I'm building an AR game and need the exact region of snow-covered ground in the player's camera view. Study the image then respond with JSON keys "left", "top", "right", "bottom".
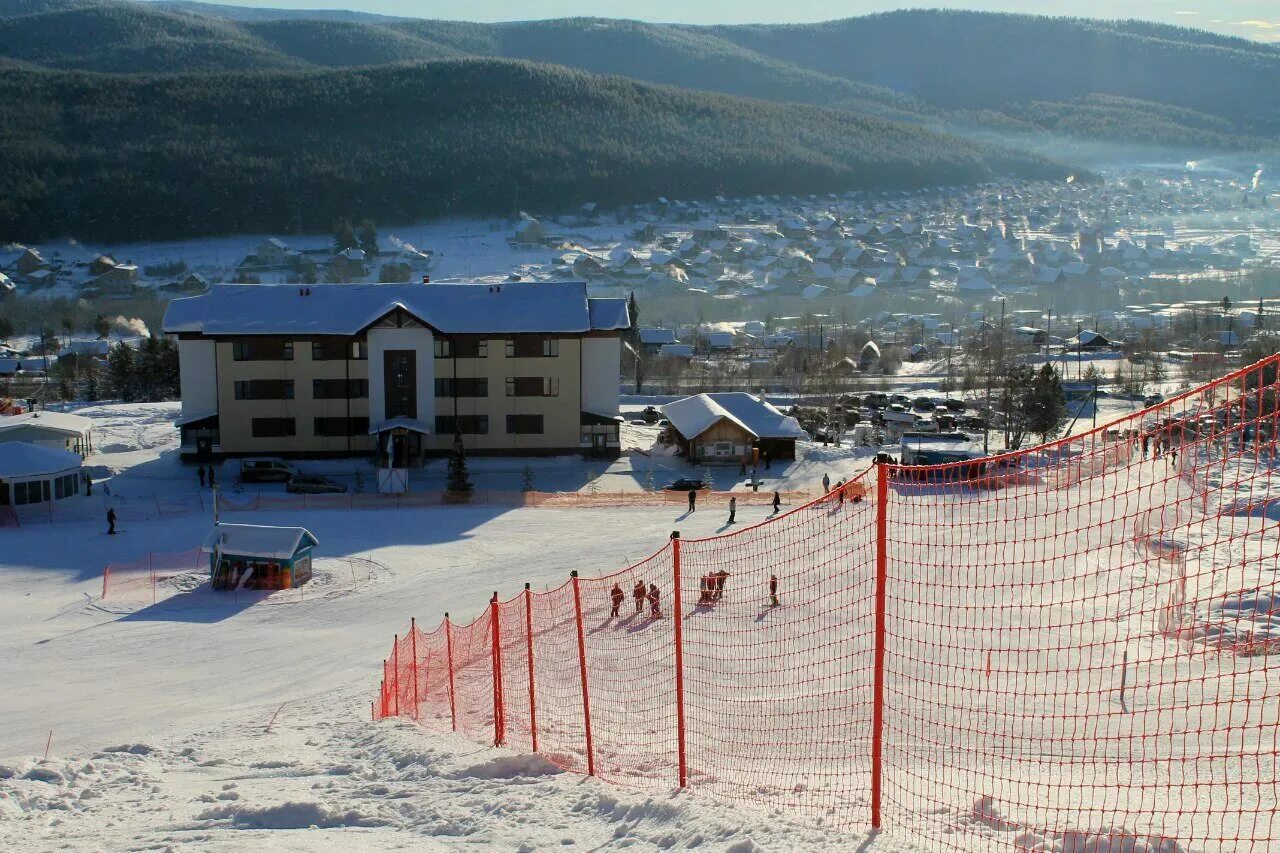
{"left": 1, "top": 385, "right": 1276, "bottom": 850}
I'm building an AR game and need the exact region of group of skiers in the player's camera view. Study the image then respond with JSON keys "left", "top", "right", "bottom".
{"left": 687, "top": 490, "right": 784, "bottom": 519}
{"left": 608, "top": 572, "right": 781, "bottom": 615}
{"left": 698, "top": 570, "right": 730, "bottom": 604}
{"left": 1139, "top": 434, "right": 1178, "bottom": 467}
{"left": 610, "top": 580, "right": 663, "bottom": 618}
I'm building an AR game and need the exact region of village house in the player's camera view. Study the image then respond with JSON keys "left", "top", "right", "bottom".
{"left": 662, "top": 392, "right": 806, "bottom": 464}
{"left": 162, "top": 282, "right": 629, "bottom": 462}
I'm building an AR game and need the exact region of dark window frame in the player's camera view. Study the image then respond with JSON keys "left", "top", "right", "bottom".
{"left": 251, "top": 417, "right": 296, "bottom": 438}
{"left": 506, "top": 414, "right": 544, "bottom": 435}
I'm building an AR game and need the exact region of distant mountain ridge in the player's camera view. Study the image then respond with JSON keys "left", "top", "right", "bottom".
{"left": 0, "top": 2, "right": 1275, "bottom": 146}
{"left": 0, "top": 58, "right": 1065, "bottom": 242}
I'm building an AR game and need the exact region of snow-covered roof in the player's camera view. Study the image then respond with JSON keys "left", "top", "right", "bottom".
{"left": 662, "top": 393, "right": 805, "bottom": 441}
{"left": 163, "top": 283, "right": 629, "bottom": 336}
{"left": 204, "top": 523, "right": 318, "bottom": 561}
{"left": 639, "top": 328, "right": 677, "bottom": 345}
{"left": 0, "top": 411, "right": 92, "bottom": 437}
{"left": 0, "top": 442, "right": 81, "bottom": 478}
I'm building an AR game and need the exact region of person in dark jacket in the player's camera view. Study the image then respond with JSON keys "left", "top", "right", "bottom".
{"left": 769, "top": 574, "right": 779, "bottom": 607}
{"left": 727, "top": 495, "right": 737, "bottom": 525}
{"left": 647, "top": 583, "right": 661, "bottom": 617}
{"left": 687, "top": 488, "right": 697, "bottom": 513}
{"left": 772, "top": 490, "right": 781, "bottom": 514}
{"left": 609, "top": 583, "right": 624, "bottom": 617}
{"left": 197, "top": 465, "right": 206, "bottom": 488}
{"left": 633, "top": 580, "right": 646, "bottom": 614}
{"left": 106, "top": 508, "right": 117, "bottom": 535}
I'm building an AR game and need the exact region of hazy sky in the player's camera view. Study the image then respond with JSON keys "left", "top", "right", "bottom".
{"left": 195, "top": 1, "right": 1280, "bottom": 41}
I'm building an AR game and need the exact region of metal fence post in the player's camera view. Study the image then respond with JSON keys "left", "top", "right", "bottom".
{"left": 871, "top": 463, "right": 889, "bottom": 830}
{"left": 490, "top": 593, "right": 505, "bottom": 746}
{"left": 671, "top": 531, "right": 687, "bottom": 788}
{"left": 410, "top": 617, "right": 420, "bottom": 720}
{"left": 444, "top": 613, "right": 458, "bottom": 732}
{"left": 524, "top": 582, "right": 539, "bottom": 753}
{"left": 571, "top": 571, "right": 596, "bottom": 776}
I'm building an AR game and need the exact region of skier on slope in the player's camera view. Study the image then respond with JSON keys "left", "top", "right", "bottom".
{"left": 609, "top": 583, "right": 624, "bottom": 617}
{"left": 633, "top": 580, "right": 647, "bottom": 614}
{"left": 647, "top": 583, "right": 661, "bottom": 618}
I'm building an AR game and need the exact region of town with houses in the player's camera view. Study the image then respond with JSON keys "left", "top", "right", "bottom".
{"left": 1, "top": 126, "right": 1279, "bottom": 853}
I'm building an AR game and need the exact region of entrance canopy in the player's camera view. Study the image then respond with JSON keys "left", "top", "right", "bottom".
{"left": 368, "top": 417, "right": 432, "bottom": 435}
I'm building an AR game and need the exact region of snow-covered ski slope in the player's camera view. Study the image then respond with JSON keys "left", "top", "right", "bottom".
{"left": 1, "top": 359, "right": 1277, "bottom": 851}
{"left": 376, "top": 355, "right": 1280, "bottom": 852}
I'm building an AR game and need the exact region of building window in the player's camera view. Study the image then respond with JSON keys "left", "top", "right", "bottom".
{"left": 251, "top": 417, "right": 295, "bottom": 438}
{"left": 505, "top": 337, "right": 559, "bottom": 358}
{"left": 13, "top": 480, "right": 50, "bottom": 505}
{"left": 506, "top": 377, "right": 558, "bottom": 397}
{"left": 232, "top": 338, "right": 293, "bottom": 361}
{"left": 506, "top": 414, "right": 544, "bottom": 435}
{"left": 435, "top": 378, "right": 488, "bottom": 398}
{"left": 434, "top": 339, "right": 452, "bottom": 359}
{"left": 457, "top": 338, "right": 488, "bottom": 358}
{"left": 314, "top": 416, "right": 370, "bottom": 437}
{"left": 435, "top": 415, "right": 489, "bottom": 435}
{"left": 312, "top": 339, "right": 367, "bottom": 360}
{"left": 313, "top": 378, "right": 368, "bottom": 399}
{"left": 234, "top": 379, "right": 294, "bottom": 400}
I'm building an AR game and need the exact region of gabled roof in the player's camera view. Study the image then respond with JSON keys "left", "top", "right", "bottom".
{"left": 164, "top": 283, "right": 628, "bottom": 336}
{"left": 203, "top": 523, "right": 318, "bottom": 561}
{"left": 662, "top": 393, "right": 805, "bottom": 441}
{"left": 639, "top": 327, "right": 678, "bottom": 345}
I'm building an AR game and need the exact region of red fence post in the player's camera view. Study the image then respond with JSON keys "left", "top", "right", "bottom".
{"left": 571, "top": 571, "right": 596, "bottom": 776}
{"left": 444, "top": 613, "right": 459, "bottom": 732}
{"left": 871, "top": 462, "right": 889, "bottom": 830}
{"left": 391, "top": 633, "right": 401, "bottom": 718}
{"left": 490, "top": 592, "right": 506, "bottom": 747}
{"left": 671, "top": 531, "right": 687, "bottom": 788}
{"left": 410, "top": 617, "right": 421, "bottom": 721}
{"left": 524, "top": 582, "right": 539, "bottom": 753}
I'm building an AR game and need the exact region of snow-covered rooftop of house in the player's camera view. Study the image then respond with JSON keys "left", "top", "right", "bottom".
{"left": 638, "top": 328, "right": 678, "bottom": 345}
{"left": 203, "top": 523, "right": 318, "bottom": 561}
{"left": 163, "top": 283, "right": 629, "bottom": 336}
{"left": 0, "top": 441, "right": 81, "bottom": 478}
{"left": 662, "top": 393, "right": 805, "bottom": 441}
{"left": 0, "top": 411, "right": 93, "bottom": 437}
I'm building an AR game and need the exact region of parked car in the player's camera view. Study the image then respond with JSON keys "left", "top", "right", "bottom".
{"left": 913, "top": 396, "right": 936, "bottom": 412}
{"left": 641, "top": 406, "right": 662, "bottom": 424}
{"left": 1143, "top": 394, "right": 1165, "bottom": 408}
{"left": 944, "top": 398, "right": 967, "bottom": 412}
{"left": 240, "top": 458, "right": 297, "bottom": 483}
{"left": 629, "top": 419, "right": 649, "bottom": 426}
{"left": 664, "top": 478, "right": 708, "bottom": 491}
{"left": 890, "top": 394, "right": 911, "bottom": 406}
{"left": 286, "top": 474, "right": 347, "bottom": 495}
{"left": 864, "top": 392, "right": 889, "bottom": 408}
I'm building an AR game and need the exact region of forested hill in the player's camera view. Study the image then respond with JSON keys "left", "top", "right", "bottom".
{"left": 0, "top": 59, "right": 1066, "bottom": 243}
{"left": 0, "top": 2, "right": 1277, "bottom": 147}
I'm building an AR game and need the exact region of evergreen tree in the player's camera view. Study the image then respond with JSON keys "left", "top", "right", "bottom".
{"left": 0, "top": 316, "right": 13, "bottom": 340}
{"left": 446, "top": 431, "right": 473, "bottom": 493}
{"left": 92, "top": 315, "right": 110, "bottom": 339}
{"left": 332, "top": 217, "right": 357, "bottom": 254}
{"left": 137, "top": 335, "right": 164, "bottom": 401}
{"left": 1023, "top": 364, "right": 1068, "bottom": 443}
{"left": 357, "top": 219, "right": 379, "bottom": 259}
{"left": 106, "top": 341, "right": 137, "bottom": 401}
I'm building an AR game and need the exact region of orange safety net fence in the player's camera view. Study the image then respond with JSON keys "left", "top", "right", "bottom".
{"left": 373, "top": 355, "right": 1280, "bottom": 849}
